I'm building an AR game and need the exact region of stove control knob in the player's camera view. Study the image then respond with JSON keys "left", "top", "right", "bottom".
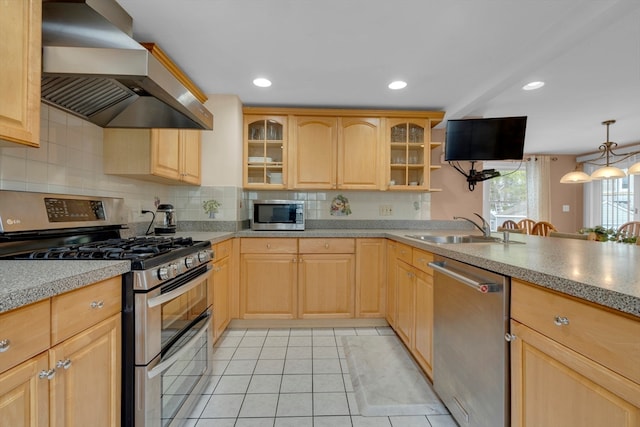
{"left": 158, "top": 266, "right": 170, "bottom": 280}
{"left": 184, "top": 256, "right": 195, "bottom": 268}
{"left": 197, "top": 250, "right": 211, "bottom": 263}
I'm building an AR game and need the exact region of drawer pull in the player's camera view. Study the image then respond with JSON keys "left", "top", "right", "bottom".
{"left": 505, "top": 333, "right": 517, "bottom": 342}
{"left": 56, "top": 358, "right": 72, "bottom": 370}
{"left": 324, "top": 243, "right": 329, "bottom": 249}
{"left": 553, "top": 316, "right": 570, "bottom": 326}
{"left": 266, "top": 243, "right": 271, "bottom": 249}
{"left": 0, "top": 339, "right": 10, "bottom": 352}
{"left": 39, "top": 369, "right": 56, "bottom": 380}
{"left": 90, "top": 301, "right": 104, "bottom": 309}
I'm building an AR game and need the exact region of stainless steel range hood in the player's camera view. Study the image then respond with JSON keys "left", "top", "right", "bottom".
{"left": 41, "top": 0, "right": 213, "bottom": 130}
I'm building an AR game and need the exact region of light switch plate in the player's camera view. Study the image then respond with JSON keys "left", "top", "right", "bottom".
{"left": 562, "top": 204, "right": 570, "bottom": 212}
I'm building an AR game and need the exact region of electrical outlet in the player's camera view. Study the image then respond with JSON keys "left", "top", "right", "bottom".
{"left": 379, "top": 205, "right": 393, "bottom": 216}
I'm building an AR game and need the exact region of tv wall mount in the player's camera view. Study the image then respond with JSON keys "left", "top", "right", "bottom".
{"left": 449, "top": 161, "right": 501, "bottom": 191}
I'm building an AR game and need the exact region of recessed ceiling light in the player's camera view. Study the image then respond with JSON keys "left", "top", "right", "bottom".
{"left": 253, "top": 78, "right": 272, "bottom": 88}
{"left": 388, "top": 80, "right": 407, "bottom": 90}
{"left": 522, "top": 81, "right": 545, "bottom": 91}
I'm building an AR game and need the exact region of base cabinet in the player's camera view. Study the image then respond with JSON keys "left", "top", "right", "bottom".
{"left": 510, "top": 280, "right": 640, "bottom": 427}
{"left": 212, "top": 240, "right": 232, "bottom": 341}
{"left": 355, "top": 239, "right": 386, "bottom": 318}
{"left": 0, "top": 277, "right": 122, "bottom": 427}
{"left": 298, "top": 253, "right": 354, "bottom": 318}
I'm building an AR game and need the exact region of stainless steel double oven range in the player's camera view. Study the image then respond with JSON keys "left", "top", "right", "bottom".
{"left": 0, "top": 190, "right": 214, "bottom": 427}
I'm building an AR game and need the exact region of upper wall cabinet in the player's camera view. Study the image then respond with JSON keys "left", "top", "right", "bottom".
{"left": 0, "top": 0, "right": 41, "bottom": 148}
{"left": 386, "top": 118, "right": 442, "bottom": 191}
{"left": 103, "top": 128, "right": 202, "bottom": 185}
{"left": 243, "top": 107, "right": 444, "bottom": 191}
{"left": 243, "top": 115, "right": 287, "bottom": 188}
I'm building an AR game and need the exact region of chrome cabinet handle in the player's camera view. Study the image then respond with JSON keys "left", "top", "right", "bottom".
{"left": 39, "top": 369, "right": 56, "bottom": 380}
{"left": 505, "top": 333, "right": 517, "bottom": 342}
{"left": 324, "top": 243, "right": 330, "bottom": 249}
{"left": 0, "top": 339, "right": 10, "bottom": 352}
{"left": 56, "top": 358, "right": 72, "bottom": 370}
{"left": 266, "top": 243, "right": 271, "bottom": 249}
{"left": 554, "top": 316, "right": 570, "bottom": 326}
{"left": 90, "top": 301, "right": 104, "bottom": 309}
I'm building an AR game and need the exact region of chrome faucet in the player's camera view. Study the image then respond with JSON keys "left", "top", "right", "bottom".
{"left": 454, "top": 213, "right": 491, "bottom": 237}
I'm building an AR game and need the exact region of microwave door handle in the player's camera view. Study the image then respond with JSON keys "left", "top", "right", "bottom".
{"left": 147, "top": 264, "right": 212, "bottom": 308}
{"left": 147, "top": 313, "right": 211, "bottom": 379}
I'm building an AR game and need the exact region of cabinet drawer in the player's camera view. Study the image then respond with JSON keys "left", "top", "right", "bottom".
{"left": 51, "top": 277, "right": 122, "bottom": 345}
{"left": 213, "top": 239, "right": 233, "bottom": 260}
{"left": 396, "top": 242, "right": 413, "bottom": 264}
{"left": 240, "top": 238, "right": 297, "bottom": 254}
{"left": 412, "top": 248, "right": 434, "bottom": 273}
{"left": 511, "top": 279, "right": 640, "bottom": 383}
{"left": 0, "top": 300, "right": 50, "bottom": 374}
{"left": 299, "top": 238, "right": 355, "bottom": 253}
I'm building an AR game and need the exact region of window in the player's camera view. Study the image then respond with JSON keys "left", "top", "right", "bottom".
{"left": 583, "top": 162, "right": 638, "bottom": 229}
{"left": 483, "top": 161, "right": 528, "bottom": 231}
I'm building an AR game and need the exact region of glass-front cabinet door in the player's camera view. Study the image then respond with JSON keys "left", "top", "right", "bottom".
{"left": 387, "top": 118, "right": 440, "bottom": 190}
{"left": 244, "top": 115, "right": 287, "bottom": 188}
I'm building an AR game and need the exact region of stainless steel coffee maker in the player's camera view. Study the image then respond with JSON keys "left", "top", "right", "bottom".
{"left": 154, "top": 204, "right": 177, "bottom": 234}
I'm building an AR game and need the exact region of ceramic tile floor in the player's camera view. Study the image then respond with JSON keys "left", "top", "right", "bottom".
{"left": 182, "top": 327, "right": 458, "bottom": 427}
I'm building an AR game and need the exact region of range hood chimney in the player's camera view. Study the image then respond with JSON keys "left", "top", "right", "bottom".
{"left": 41, "top": 0, "right": 213, "bottom": 130}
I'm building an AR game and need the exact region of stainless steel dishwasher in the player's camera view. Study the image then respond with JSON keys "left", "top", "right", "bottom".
{"left": 428, "top": 255, "right": 510, "bottom": 427}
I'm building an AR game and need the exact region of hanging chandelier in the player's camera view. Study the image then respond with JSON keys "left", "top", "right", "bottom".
{"left": 560, "top": 119, "right": 640, "bottom": 183}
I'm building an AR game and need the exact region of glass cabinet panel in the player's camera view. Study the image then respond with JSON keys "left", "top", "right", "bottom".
{"left": 389, "top": 120, "right": 427, "bottom": 188}
{"left": 245, "top": 116, "right": 286, "bottom": 187}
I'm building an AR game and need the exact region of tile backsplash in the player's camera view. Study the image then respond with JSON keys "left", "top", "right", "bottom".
{"left": 1, "top": 104, "right": 431, "bottom": 228}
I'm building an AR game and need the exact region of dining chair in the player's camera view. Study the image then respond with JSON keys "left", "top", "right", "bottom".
{"left": 500, "top": 220, "right": 518, "bottom": 230}
{"left": 497, "top": 227, "right": 524, "bottom": 233}
{"left": 616, "top": 221, "right": 640, "bottom": 242}
{"left": 517, "top": 218, "right": 536, "bottom": 234}
{"left": 531, "top": 221, "right": 557, "bottom": 237}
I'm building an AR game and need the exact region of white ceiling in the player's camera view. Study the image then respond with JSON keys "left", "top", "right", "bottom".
{"left": 117, "top": 0, "right": 640, "bottom": 156}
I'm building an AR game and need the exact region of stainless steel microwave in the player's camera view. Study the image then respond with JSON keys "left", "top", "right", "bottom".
{"left": 251, "top": 200, "right": 305, "bottom": 231}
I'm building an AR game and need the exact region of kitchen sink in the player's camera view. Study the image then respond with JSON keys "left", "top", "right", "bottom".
{"left": 405, "top": 234, "right": 504, "bottom": 244}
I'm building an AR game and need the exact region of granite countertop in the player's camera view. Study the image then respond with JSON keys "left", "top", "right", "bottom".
{"left": 2, "top": 229, "right": 638, "bottom": 318}
{"left": 0, "top": 260, "right": 130, "bottom": 314}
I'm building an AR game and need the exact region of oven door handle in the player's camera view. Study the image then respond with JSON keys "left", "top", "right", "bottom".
{"left": 147, "top": 264, "right": 212, "bottom": 308}
{"left": 147, "top": 312, "right": 211, "bottom": 379}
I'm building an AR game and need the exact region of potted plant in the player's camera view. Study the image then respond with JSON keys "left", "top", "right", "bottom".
{"left": 202, "top": 199, "right": 221, "bottom": 218}
{"left": 579, "top": 225, "right": 615, "bottom": 242}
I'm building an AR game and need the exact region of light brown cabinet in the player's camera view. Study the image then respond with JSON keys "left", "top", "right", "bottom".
{"left": 243, "top": 107, "right": 444, "bottom": 191}
{"left": 240, "top": 237, "right": 385, "bottom": 320}
{"left": 387, "top": 118, "right": 441, "bottom": 191}
{"left": 240, "top": 238, "right": 298, "bottom": 319}
{"left": 212, "top": 239, "right": 232, "bottom": 341}
{"left": 387, "top": 242, "right": 434, "bottom": 378}
{"left": 510, "top": 279, "right": 640, "bottom": 427}
{"left": 0, "top": 0, "right": 41, "bottom": 148}
{"left": 355, "top": 238, "right": 386, "bottom": 318}
{"left": 103, "top": 128, "right": 202, "bottom": 185}
{"left": 298, "top": 238, "right": 355, "bottom": 319}
{"left": 290, "top": 115, "right": 382, "bottom": 190}
{"left": 0, "top": 277, "right": 121, "bottom": 427}
{"left": 244, "top": 115, "right": 287, "bottom": 188}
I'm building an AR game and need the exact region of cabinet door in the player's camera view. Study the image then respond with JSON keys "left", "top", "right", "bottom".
{"left": 49, "top": 315, "right": 121, "bottom": 427}
{"left": 355, "top": 239, "right": 386, "bottom": 318}
{"left": 212, "top": 255, "right": 231, "bottom": 341}
{"left": 413, "top": 269, "right": 433, "bottom": 378}
{"left": 338, "top": 117, "right": 381, "bottom": 189}
{"left": 290, "top": 116, "right": 337, "bottom": 189}
{"left": 240, "top": 254, "right": 297, "bottom": 319}
{"left": 511, "top": 320, "right": 640, "bottom": 427}
{"left": 0, "top": 0, "right": 40, "bottom": 148}
{"left": 180, "top": 129, "right": 202, "bottom": 184}
{"left": 298, "top": 253, "right": 355, "bottom": 318}
{"left": 395, "top": 261, "right": 415, "bottom": 347}
{"left": 385, "top": 241, "right": 397, "bottom": 328}
{"left": 244, "top": 115, "right": 287, "bottom": 188}
{"left": 387, "top": 118, "right": 430, "bottom": 189}
{"left": 151, "top": 129, "right": 182, "bottom": 180}
{"left": 0, "top": 352, "right": 49, "bottom": 427}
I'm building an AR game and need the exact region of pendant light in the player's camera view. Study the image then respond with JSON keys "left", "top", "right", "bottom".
{"left": 589, "top": 120, "right": 626, "bottom": 180}
{"left": 560, "top": 167, "right": 591, "bottom": 183}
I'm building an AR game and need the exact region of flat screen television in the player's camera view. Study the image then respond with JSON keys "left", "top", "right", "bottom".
{"left": 445, "top": 116, "right": 527, "bottom": 161}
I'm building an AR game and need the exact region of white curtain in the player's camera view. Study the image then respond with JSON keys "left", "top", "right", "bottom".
{"left": 526, "top": 156, "right": 551, "bottom": 221}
